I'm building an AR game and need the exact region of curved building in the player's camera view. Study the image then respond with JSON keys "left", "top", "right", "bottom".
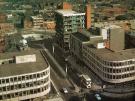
{"left": 0, "top": 50, "right": 50, "bottom": 101}
{"left": 82, "top": 45, "right": 135, "bottom": 83}
{"left": 70, "top": 28, "right": 135, "bottom": 84}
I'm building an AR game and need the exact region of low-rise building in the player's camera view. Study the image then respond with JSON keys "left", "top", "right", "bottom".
{"left": 0, "top": 50, "right": 50, "bottom": 101}
{"left": 31, "top": 15, "right": 44, "bottom": 28}
{"left": 0, "top": 23, "right": 14, "bottom": 35}
{"left": 70, "top": 26, "right": 135, "bottom": 84}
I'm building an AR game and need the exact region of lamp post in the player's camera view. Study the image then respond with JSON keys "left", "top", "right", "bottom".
{"left": 52, "top": 43, "right": 55, "bottom": 56}
{"left": 65, "top": 58, "right": 68, "bottom": 77}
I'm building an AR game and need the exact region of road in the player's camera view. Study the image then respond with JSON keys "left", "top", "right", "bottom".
{"left": 68, "top": 56, "right": 103, "bottom": 89}
{"left": 50, "top": 66, "right": 72, "bottom": 101}
{"left": 28, "top": 38, "right": 73, "bottom": 101}
{"left": 27, "top": 38, "right": 135, "bottom": 101}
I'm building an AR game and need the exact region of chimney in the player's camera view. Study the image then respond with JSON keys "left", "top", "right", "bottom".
{"left": 85, "top": 4, "right": 91, "bottom": 29}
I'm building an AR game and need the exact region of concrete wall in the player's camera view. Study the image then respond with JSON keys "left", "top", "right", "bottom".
{"left": 110, "top": 28, "right": 125, "bottom": 51}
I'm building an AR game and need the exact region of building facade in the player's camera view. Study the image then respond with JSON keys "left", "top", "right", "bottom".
{"left": 55, "top": 10, "right": 85, "bottom": 51}
{"left": 31, "top": 15, "right": 44, "bottom": 28}
{"left": 70, "top": 27, "right": 135, "bottom": 84}
{"left": 82, "top": 45, "right": 135, "bottom": 83}
{"left": 0, "top": 23, "right": 14, "bottom": 35}
{"left": 0, "top": 50, "right": 50, "bottom": 101}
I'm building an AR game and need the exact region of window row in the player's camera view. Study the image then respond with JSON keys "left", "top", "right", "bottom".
{"left": 0, "top": 70, "right": 49, "bottom": 84}
{"left": 83, "top": 46, "right": 135, "bottom": 67}
{"left": 103, "top": 72, "right": 135, "bottom": 80}
{"left": 103, "top": 66, "right": 135, "bottom": 73}
{"left": 0, "top": 77, "right": 49, "bottom": 92}
{"left": 84, "top": 53, "right": 135, "bottom": 74}
{"left": 0, "top": 84, "right": 49, "bottom": 100}
{"left": 84, "top": 57, "right": 135, "bottom": 80}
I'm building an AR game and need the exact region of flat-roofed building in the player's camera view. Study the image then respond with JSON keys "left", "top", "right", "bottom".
{"left": 82, "top": 45, "right": 135, "bottom": 83}
{"left": 0, "top": 50, "right": 50, "bottom": 101}
{"left": 70, "top": 29, "right": 135, "bottom": 84}
{"left": 55, "top": 9, "right": 85, "bottom": 51}
{"left": 31, "top": 15, "right": 44, "bottom": 28}
{"left": 0, "top": 23, "right": 14, "bottom": 35}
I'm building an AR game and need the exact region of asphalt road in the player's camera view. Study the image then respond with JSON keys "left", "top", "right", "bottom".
{"left": 28, "top": 38, "right": 135, "bottom": 101}
{"left": 50, "top": 67, "right": 72, "bottom": 101}
{"left": 28, "top": 38, "right": 72, "bottom": 101}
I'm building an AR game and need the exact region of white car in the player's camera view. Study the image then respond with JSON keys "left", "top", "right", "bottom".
{"left": 62, "top": 88, "right": 68, "bottom": 94}
{"left": 95, "top": 94, "right": 101, "bottom": 101}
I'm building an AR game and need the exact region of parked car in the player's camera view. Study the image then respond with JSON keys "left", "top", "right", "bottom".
{"left": 62, "top": 88, "right": 68, "bottom": 94}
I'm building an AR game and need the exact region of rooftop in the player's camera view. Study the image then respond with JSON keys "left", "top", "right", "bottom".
{"left": 87, "top": 45, "right": 135, "bottom": 61}
{"left": 31, "top": 15, "right": 43, "bottom": 20}
{"left": 0, "top": 49, "right": 48, "bottom": 77}
{"left": 55, "top": 10, "right": 85, "bottom": 16}
{"left": 72, "top": 30, "right": 103, "bottom": 43}
{"left": 72, "top": 32, "right": 89, "bottom": 42}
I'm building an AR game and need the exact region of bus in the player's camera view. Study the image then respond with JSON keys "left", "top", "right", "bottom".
{"left": 80, "top": 74, "right": 91, "bottom": 88}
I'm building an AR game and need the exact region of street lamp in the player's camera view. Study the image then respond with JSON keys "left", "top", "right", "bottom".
{"left": 65, "top": 58, "right": 68, "bottom": 77}
{"left": 52, "top": 43, "right": 55, "bottom": 56}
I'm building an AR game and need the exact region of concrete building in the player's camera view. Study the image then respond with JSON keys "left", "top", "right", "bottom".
{"left": 100, "top": 25, "right": 125, "bottom": 51}
{"left": 70, "top": 27, "right": 135, "bottom": 84}
{"left": 0, "top": 50, "right": 50, "bottom": 101}
{"left": 55, "top": 9, "right": 85, "bottom": 51}
{"left": 0, "top": 23, "right": 14, "bottom": 35}
{"left": 31, "top": 15, "right": 44, "bottom": 28}
{"left": 70, "top": 30, "right": 104, "bottom": 60}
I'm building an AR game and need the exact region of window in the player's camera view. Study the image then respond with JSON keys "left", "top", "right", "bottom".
{"left": 2, "top": 79, "right": 5, "bottom": 84}
{"left": 33, "top": 74, "right": 36, "bottom": 78}
{"left": 7, "top": 94, "right": 10, "bottom": 99}
{"left": 37, "top": 74, "right": 40, "bottom": 78}
{"left": 113, "top": 75, "right": 115, "bottom": 79}
{"left": 130, "top": 66, "right": 134, "bottom": 71}
{"left": 14, "top": 77, "right": 17, "bottom": 82}
{"left": 22, "top": 76, "right": 25, "bottom": 80}
{"left": 3, "top": 87, "right": 6, "bottom": 91}
{"left": 29, "top": 75, "right": 33, "bottom": 79}
{"left": 18, "top": 77, "right": 21, "bottom": 81}
{"left": 26, "top": 76, "right": 29, "bottom": 80}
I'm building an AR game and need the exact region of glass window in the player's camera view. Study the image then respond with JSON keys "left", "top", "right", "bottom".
{"left": 6, "top": 79, "right": 9, "bottom": 83}
{"left": 14, "top": 77, "right": 17, "bottom": 82}
{"left": 22, "top": 76, "right": 25, "bottom": 80}
{"left": 2, "top": 79, "right": 5, "bottom": 84}
{"left": 18, "top": 77, "right": 21, "bottom": 81}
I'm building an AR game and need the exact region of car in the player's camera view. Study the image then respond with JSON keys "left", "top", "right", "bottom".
{"left": 95, "top": 93, "right": 101, "bottom": 101}
{"left": 62, "top": 88, "right": 68, "bottom": 94}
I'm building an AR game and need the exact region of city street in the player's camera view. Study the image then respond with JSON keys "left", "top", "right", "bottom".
{"left": 28, "top": 39, "right": 77, "bottom": 101}
{"left": 28, "top": 38, "right": 135, "bottom": 101}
